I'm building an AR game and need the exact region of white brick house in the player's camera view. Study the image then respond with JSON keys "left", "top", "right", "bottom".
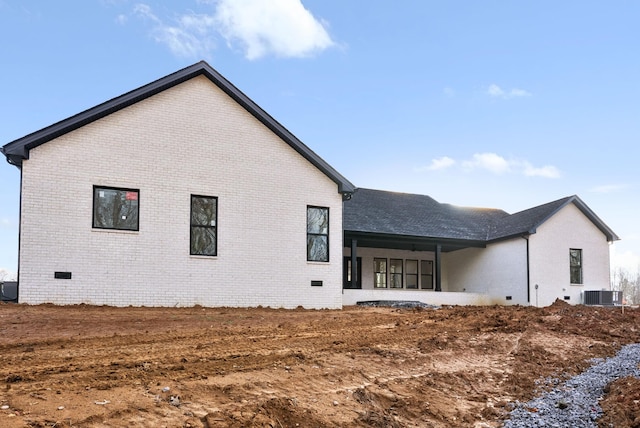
{"left": 2, "top": 62, "right": 619, "bottom": 308}
{"left": 1, "top": 62, "right": 355, "bottom": 309}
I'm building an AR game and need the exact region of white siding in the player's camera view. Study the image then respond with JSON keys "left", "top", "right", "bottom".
{"left": 19, "top": 76, "right": 343, "bottom": 309}
{"left": 529, "top": 203, "right": 611, "bottom": 307}
{"left": 443, "top": 239, "right": 529, "bottom": 305}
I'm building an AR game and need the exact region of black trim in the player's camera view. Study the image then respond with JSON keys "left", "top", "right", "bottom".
{"left": 373, "top": 258, "right": 387, "bottom": 288}
{"left": 389, "top": 258, "right": 403, "bottom": 289}
{"left": 92, "top": 186, "right": 140, "bottom": 231}
{"left": 307, "top": 205, "right": 329, "bottom": 262}
{"left": 54, "top": 271, "right": 72, "bottom": 279}
{"left": 344, "top": 231, "right": 486, "bottom": 253}
{"left": 190, "top": 195, "right": 218, "bottom": 257}
{"left": 1, "top": 61, "right": 355, "bottom": 195}
{"left": 343, "top": 256, "right": 362, "bottom": 289}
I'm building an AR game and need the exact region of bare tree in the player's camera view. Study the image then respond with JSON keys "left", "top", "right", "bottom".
{"left": 611, "top": 267, "right": 640, "bottom": 305}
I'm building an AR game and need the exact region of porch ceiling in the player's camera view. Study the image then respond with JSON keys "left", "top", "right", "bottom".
{"left": 344, "top": 231, "right": 486, "bottom": 253}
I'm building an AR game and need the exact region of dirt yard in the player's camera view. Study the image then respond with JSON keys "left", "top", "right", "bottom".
{"left": 1, "top": 300, "right": 639, "bottom": 427}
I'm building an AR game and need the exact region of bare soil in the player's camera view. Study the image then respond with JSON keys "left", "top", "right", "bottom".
{"left": 0, "top": 300, "right": 639, "bottom": 427}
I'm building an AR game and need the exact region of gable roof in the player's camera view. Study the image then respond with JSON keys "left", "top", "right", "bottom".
{"left": 1, "top": 61, "right": 356, "bottom": 195}
{"left": 344, "top": 189, "right": 619, "bottom": 248}
{"left": 488, "top": 195, "right": 619, "bottom": 242}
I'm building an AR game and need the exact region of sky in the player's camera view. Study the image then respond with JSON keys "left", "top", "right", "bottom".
{"left": 1, "top": 0, "right": 640, "bottom": 280}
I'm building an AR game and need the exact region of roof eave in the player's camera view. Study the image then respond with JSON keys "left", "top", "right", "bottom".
{"left": 1, "top": 61, "right": 356, "bottom": 194}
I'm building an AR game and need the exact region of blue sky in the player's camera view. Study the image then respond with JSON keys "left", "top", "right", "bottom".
{"left": 1, "top": 1, "right": 639, "bottom": 279}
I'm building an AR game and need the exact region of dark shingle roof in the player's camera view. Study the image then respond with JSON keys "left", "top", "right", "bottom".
{"left": 344, "top": 189, "right": 619, "bottom": 243}
{"left": 344, "top": 188, "right": 508, "bottom": 241}
{"left": 1, "top": 61, "right": 355, "bottom": 195}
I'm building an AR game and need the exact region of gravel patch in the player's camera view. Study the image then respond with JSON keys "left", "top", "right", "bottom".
{"left": 503, "top": 343, "right": 640, "bottom": 427}
{"left": 356, "top": 300, "right": 440, "bottom": 309}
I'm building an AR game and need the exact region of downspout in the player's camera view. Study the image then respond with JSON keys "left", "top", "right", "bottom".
{"left": 522, "top": 235, "right": 530, "bottom": 303}
{"left": 16, "top": 166, "right": 23, "bottom": 302}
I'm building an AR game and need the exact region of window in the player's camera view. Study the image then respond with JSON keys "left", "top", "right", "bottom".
{"left": 374, "top": 258, "right": 387, "bottom": 288}
{"left": 307, "top": 206, "right": 329, "bottom": 262}
{"left": 191, "top": 195, "right": 217, "bottom": 256}
{"left": 421, "top": 260, "right": 434, "bottom": 289}
{"left": 570, "top": 248, "right": 582, "bottom": 284}
{"left": 406, "top": 260, "right": 418, "bottom": 289}
{"left": 390, "top": 259, "right": 403, "bottom": 288}
{"left": 343, "top": 256, "right": 362, "bottom": 289}
{"left": 93, "top": 186, "right": 139, "bottom": 231}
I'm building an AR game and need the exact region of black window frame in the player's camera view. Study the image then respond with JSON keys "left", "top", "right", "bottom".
{"left": 190, "top": 195, "right": 218, "bottom": 257}
{"left": 420, "top": 260, "right": 434, "bottom": 290}
{"left": 92, "top": 185, "right": 140, "bottom": 231}
{"left": 570, "top": 248, "right": 583, "bottom": 284}
{"left": 343, "top": 256, "right": 362, "bottom": 289}
{"left": 406, "top": 259, "right": 418, "bottom": 289}
{"left": 307, "top": 206, "right": 329, "bottom": 262}
{"left": 374, "top": 258, "right": 388, "bottom": 288}
{"left": 389, "top": 258, "right": 403, "bottom": 289}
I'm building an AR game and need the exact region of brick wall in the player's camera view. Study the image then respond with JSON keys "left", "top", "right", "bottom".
{"left": 19, "top": 75, "right": 344, "bottom": 309}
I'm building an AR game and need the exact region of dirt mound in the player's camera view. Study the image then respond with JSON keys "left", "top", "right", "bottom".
{"left": 598, "top": 376, "right": 640, "bottom": 428}
{"left": 0, "top": 302, "right": 638, "bottom": 427}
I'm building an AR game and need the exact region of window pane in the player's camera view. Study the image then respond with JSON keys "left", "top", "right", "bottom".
{"left": 406, "top": 260, "right": 418, "bottom": 274}
{"left": 570, "top": 249, "right": 582, "bottom": 284}
{"left": 93, "top": 187, "right": 139, "bottom": 230}
{"left": 190, "top": 195, "right": 217, "bottom": 256}
{"left": 421, "top": 260, "right": 434, "bottom": 289}
{"left": 406, "top": 275, "right": 418, "bottom": 289}
{"left": 191, "top": 226, "right": 216, "bottom": 256}
{"left": 307, "top": 235, "right": 328, "bottom": 262}
{"left": 191, "top": 196, "right": 217, "bottom": 226}
{"left": 374, "top": 258, "right": 387, "bottom": 288}
{"left": 307, "top": 207, "right": 328, "bottom": 234}
{"left": 307, "top": 206, "right": 329, "bottom": 262}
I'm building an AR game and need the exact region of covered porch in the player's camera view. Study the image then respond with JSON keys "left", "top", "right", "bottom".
{"left": 342, "top": 231, "right": 502, "bottom": 306}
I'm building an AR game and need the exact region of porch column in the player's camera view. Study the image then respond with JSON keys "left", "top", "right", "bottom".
{"left": 350, "top": 239, "right": 358, "bottom": 288}
{"left": 435, "top": 244, "right": 442, "bottom": 292}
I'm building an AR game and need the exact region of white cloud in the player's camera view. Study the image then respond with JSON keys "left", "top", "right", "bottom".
{"left": 463, "top": 152, "right": 511, "bottom": 174}
{"left": 590, "top": 184, "right": 628, "bottom": 194}
{"left": 134, "top": 4, "right": 216, "bottom": 58}
{"left": 0, "top": 217, "right": 14, "bottom": 229}
{"left": 487, "top": 83, "right": 532, "bottom": 99}
{"left": 419, "top": 156, "right": 456, "bottom": 171}
{"left": 418, "top": 152, "right": 561, "bottom": 179}
{"left": 130, "top": 1, "right": 334, "bottom": 60}
{"left": 214, "top": 0, "right": 334, "bottom": 60}
{"left": 522, "top": 163, "right": 561, "bottom": 179}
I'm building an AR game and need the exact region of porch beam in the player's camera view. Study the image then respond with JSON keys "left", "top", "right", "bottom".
{"left": 435, "top": 244, "right": 442, "bottom": 292}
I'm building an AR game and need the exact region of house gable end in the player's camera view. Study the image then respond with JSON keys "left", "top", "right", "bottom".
{"left": 488, "top": 195, "right": 619, "bottom": 243}
{"left": 1, "top": 61, "right": 355, "bottom": 195}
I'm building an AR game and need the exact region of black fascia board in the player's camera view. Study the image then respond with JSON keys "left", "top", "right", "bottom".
{"left": 344, "top": 230, "right": 487, "bottom": 252}
{"left": 1, "top": 61, "right": 356, "bottom": 195}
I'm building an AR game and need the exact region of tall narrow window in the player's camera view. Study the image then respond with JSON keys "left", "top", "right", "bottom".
{"left": 570, "top": 248, "right": 582, "bottom": 284}
{"left": 191, "top": 195, "right": 217, "bottom": 256}
{"left": 390, "top": 259, "right": 403, "bottom": 288}
{"left": 406, "top": 260, "right": 418, "bottom": 289}
{"left": 343, "top": 256, "right": 362, "bottom": 289}
{"left": 307, "top": 206, "right": 329, "bottom": 262}
{"left": 421, "top": 260, "right": 434, "bottom": 289}
{"left": 374, "top": 258, "right": 387, "bottom": 288}
{"left": 93, "top": 186, "right": 139, "bottom": 231}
